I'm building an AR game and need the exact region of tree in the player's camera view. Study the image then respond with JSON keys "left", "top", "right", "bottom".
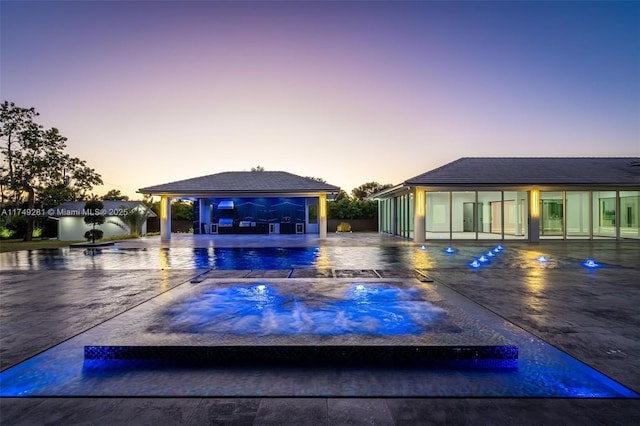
{"left": 351, "top": 182, "right": 393, "bottom": 200}
{"left": 123, "top": 206, "right": 151, "bottom": 237}
{"left": 109, "top": 204, "right": 151, "bottom": 237}
{"left": 305, "top": 176, "right": 326, "bottom": 183}
{"left": 83, "top": 199, "right": 105, "bottom": 243}
{"left": 171, "top": 200, "right": 193, "bottom": 221}
{"left": 328, "top": 198, "right": 378, "bottom": 220}
{"left": 102, "top": 189, "right": 129, "bottom": 201}
{"left": 333, "top": 189, "right": 350, "bottom": 202}
{"left": 1, "top": 101, "right": 103, "bottom": 240}
{"left": 0, "top": 102, "right": 39, "bottom": 205}
{"left": 251, "top": 165, "right": 265, "bottom": 172}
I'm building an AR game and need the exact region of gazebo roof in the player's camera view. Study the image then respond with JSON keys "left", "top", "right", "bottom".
{"left": 139, "top": 171, "right": 340, "bottom": 196}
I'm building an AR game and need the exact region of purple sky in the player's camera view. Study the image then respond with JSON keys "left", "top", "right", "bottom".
{"left": 2, "top": 1, "right": 639, "bottom": 198}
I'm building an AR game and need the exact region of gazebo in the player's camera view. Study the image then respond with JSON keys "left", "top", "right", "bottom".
{"left": 139, "top": 171, "right": 340, "bottom": 240}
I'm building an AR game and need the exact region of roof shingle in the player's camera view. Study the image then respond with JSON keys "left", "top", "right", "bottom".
{"left": 139, "top": 171, "right": 340, "bottom": 194}
{"left": 405, "top": 157, "right": 640, "bottom": 186}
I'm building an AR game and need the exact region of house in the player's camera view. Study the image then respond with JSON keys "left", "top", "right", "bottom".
{"left": 51, "top": 201, "right": 156, "bottom": 241}
{"left": 139, "top": 171, "right": 340, "bottom": 240}
{"left": 370, "top": 157, "right": 640, "bottom": 242}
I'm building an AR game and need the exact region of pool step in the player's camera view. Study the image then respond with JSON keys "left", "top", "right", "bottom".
{"left": 84, "top": 344, "right": 518, "bottom": 370}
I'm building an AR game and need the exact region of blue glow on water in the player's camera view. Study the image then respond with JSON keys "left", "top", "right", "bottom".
{"left": 536, "top": 256, "right": 549, "bottom": 263}
{"left": 444, "top": 247, "right": 456, "bottom": 254}
{"left": 192, "top": 247, "right": 321, "bottom": 269}
{"left": 485, "top": 251, "right": 495, "bottom": 257}
{"left": 420, "top": 245, "right": 427, "bottom": 250}
{"left": 478, "top": 255, "right": 489, "bottom": 263}
{"left": 155, "top": 283, "right": 444, "bottom": 335}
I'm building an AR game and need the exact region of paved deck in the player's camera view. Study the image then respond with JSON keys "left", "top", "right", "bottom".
{"left": 1, "top": 234, "right": 638, "bottom": 424}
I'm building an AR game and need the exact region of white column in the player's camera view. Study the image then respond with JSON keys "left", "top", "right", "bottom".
{"left": 529, "top": 190, "right": 539, "bottom": 242}
{"left": 160, "top": 195, "right": 171, "bottom": 241}
{"left": 319, "top": 194, "right": 328, "bottom": 239}
{"left": 413, "top": 187, "right": 426, "bottom": 243}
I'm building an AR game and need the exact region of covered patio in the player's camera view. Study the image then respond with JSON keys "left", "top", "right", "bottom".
{"left": 139, "top": 171, "right": 339, "bottom": 240}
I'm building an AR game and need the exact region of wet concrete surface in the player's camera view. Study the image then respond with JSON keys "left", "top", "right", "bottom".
{"left": 0, "top": 234, "right": 638, "bottom": 424}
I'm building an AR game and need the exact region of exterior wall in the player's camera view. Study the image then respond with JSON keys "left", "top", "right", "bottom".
{"left": 58, "top": 216, "right": 133, "bottom": 241}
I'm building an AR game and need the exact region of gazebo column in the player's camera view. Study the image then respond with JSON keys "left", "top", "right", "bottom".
{"left": 319, "top": 194, "right": 328, "bottom": 239}
{"left": 414, "top": 187, "right": 426, "bottom": 243}
{"left": 160, "top": 195, "right": 172, "bottom": 241}
{"left": 529, "top": 189, "right": 540, "bottom": 242}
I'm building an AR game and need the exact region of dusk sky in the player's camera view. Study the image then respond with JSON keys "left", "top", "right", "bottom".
{"left": 2, "top": 1, "right": 639, "bottom": 199}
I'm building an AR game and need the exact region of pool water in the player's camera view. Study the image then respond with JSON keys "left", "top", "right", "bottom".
{"left": 0, "top": 244, "right": 609, "bottom": 271}
{"left": 150, "top": 283, "right": 445, "bottom": 335}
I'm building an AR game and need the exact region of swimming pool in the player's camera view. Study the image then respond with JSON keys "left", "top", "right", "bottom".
{"left": 1, "top": 238, "right": 636, "bottom": 397}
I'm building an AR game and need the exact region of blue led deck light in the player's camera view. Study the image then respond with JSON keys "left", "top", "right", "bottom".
{"left": 536, "top": 256, "right": 549, "bottom": 263}
{"left": 478, "top": 255, "right": 489, "bottom": 263}
{"left": 444, "top": 247, "right": 456, "bottom": 254}
{"left": 583, "top": 258, "right": 601, "bottom": 268}
{"left": 485, "top": 251, "right": 495, "bottom": 257}
{"left": 420, "top": 245, "right": 427, "bottom": 251}
{"left": 493, "top": 245, "right": 504, "bottom": 253}
{"left": 469, "top": 259, "right": 482, "bottom": 268}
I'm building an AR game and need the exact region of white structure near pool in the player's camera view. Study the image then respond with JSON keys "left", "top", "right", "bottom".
{"left": 371, "top": 157, "right": 640, "bottom": 242}
{"left": 51, "top": 201, "right": 155, "bottom": 241}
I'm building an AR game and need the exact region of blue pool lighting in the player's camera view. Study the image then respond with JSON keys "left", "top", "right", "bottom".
{"left": 420, "top": 245, "right": 427, "bottom": 250}
{"left": 493, "top": 245, "right": 504, "bottom": 253}
{"left": 469, "top": 259, "right": 482, "bottom": 268}
{"left": 152, "top": 283, "right": 442, "bottom": 336}
{"left": 444, "top": 247, "right": 456, "bottom": 254}
{"left": 536, "top": 256, "right": 549, "bottom": 263}
{"left": 485, "top": 251, "right": 495, "bottom": 257}
{"left": 478, "top": 255, "right": 489, "bottom": 263}
{"left": 583, "top": 258, "right": 601, "bottom": 268}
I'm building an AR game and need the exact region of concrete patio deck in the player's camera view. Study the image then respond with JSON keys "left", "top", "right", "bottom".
{"left": 0, "top": 234, "right": 638, "bottom": 425}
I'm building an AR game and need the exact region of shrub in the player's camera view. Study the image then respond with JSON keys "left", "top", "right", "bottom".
{"left": 0, "top": 226, "right": 15, "bottom": 239}
{"left": 336, "top": 222, "right": 352, "bottom": 232}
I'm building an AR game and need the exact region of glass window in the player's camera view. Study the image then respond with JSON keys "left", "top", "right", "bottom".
{"left": 396, "top": 195, "right": 405, "bottom": 238}
{"left": 409, "top": 193, "right": 415, "bottom": 239}
{"left": 380, "top": 199, "right": 390, "bottom": 234}
{"left": 593, "top": 191, "right": 617, "bottom": 238}
{"left": 566, "top": 191, "right": 590, "bottom": 238}
{"left": 504, "top": 191, "right": 528, "bottom": 240}
{"left": 452, "top": 191, "right": 476, "bottom": 239}
{"left": 620, "top": 191, "right": 639, "bottom": 239}
{"left": 308, "top": 203, "right": 318, "bottom": 224}
{"left": 541, "top": 191, "right": 564, "bottom": 238}
{"left": 425, "top": 192, "right": 450, "bottom": 239}
{"left": 477, "top": 191, "right": 502, "bottom": 239}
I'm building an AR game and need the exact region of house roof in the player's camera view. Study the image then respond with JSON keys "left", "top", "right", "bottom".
{"left": 139, "top": 171, "right": 340, "bottom": 195}
{"left": 404, "top": 157, "right": 640, "bottom": 186}
{"left": 51, "top": 201, "right": 156, "bottom": 217}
